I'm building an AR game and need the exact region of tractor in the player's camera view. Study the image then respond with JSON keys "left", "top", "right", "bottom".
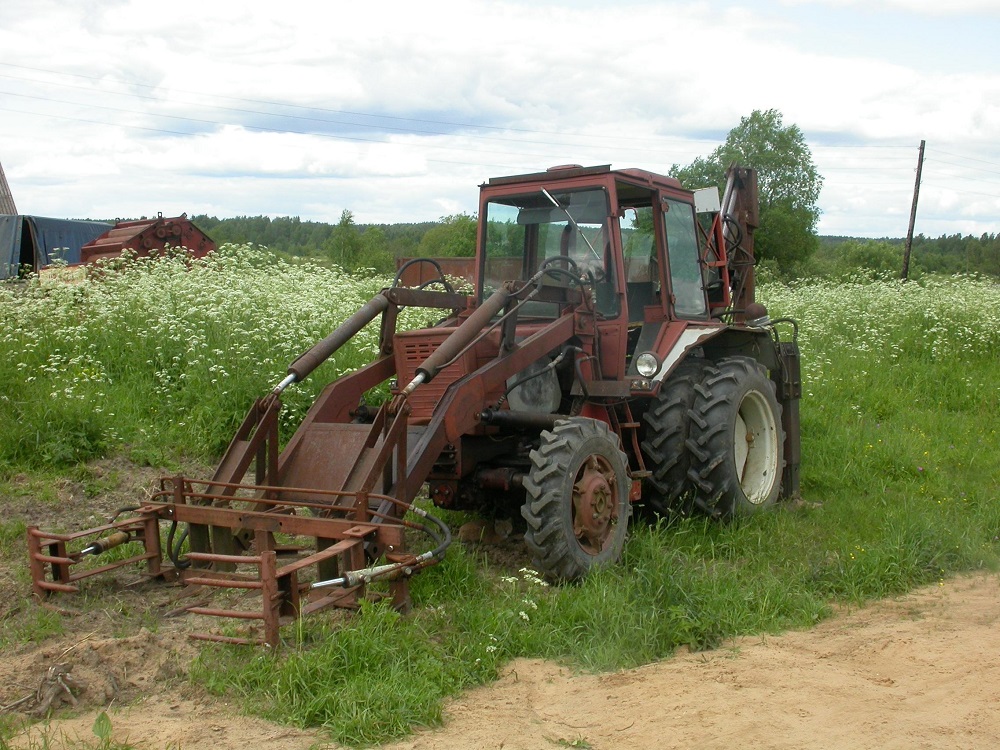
{"left": 28, "top": 163, "right": 801, "bottom": 643}
{"left": 258, "top": 162, "right": 801, "bottom": 582}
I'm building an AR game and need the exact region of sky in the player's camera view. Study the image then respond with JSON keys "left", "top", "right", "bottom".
{"left": 0, "top": 0, "right": 998, "bottom": 239}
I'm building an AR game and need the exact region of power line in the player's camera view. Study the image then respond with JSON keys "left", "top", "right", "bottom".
{"left": 925, "top": 157, "right": 1000, "bottom": 179}
{"left": 923, "top": 184, "right": 1000, "bottom": 200}
{"left": 932, "top": 147, "right": 1000, "bottom": 169}
{"left": 820, "top": 165, "right": 914, "bottom": 172}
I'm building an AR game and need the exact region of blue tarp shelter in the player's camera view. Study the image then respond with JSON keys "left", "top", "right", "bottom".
{"left": 0, "top": 215, "right": 111, "bottom": 280}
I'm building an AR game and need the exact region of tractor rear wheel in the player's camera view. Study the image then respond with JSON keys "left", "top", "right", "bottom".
{"left": 521, "top": 418, "right": 630, "bottom": 582}
{"left": 685, "top": 357, "right": 784, "bottom": 519}
{"left": 640, "top": 357, "right": 707, "bottom": 516}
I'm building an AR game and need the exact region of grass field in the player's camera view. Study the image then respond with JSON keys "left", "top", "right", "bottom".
{"left": 1, "top": 248, "right": 998, "bottom": 746}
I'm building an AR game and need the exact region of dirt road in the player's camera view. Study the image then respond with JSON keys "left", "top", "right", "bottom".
{"left": 8, "top": 573, "right": 999, "bottom": 749}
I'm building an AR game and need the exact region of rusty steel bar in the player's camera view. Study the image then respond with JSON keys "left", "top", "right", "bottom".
{"left": 275, "top": 538, "right": 359, "bottom": 576}
{"left": 188, "top": 633, "right": 259, "bottom": 646}
{"left": 34, "top": 580, "right": 78, "bottom": 593}
{"left": 142, "top": 513, "right": 163, "bottom": 579}
{"left": 183, "top": 550, "right": 262, "bottom": 565}
{"left": 359, "top": 403, "right": 410, "bottom": 496}
{"left": 184, "top": 576, "right": 263, "bottom": 589}
{"left": 28, "top": 515, "right": 154, "bottom": 544}
{"left": 260, "top": 551, "right": 281, "bottom": 646}
{"left": 32, "top": 552, "right": 76, "bottom": 566}
{"left": 26, "top": 527, "right": 46, "bottom": 598}
{"left": 186, "top": 606, "right": 265, "bottom": 620}
{"left": 384, "top": 286, "right": 470, "bottom": 310}
{"left": 156, "top": 475, "right": 397, "bottom": 507}
{"left": 156, "top": 503, "right": 382, "bottom": 542}
{"left": 67, "top": 552, "right": 159, "bottom": 582}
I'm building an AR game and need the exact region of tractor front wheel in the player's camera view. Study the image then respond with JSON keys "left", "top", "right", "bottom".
{"left": 521, "top": 418, "right": 630, "bottom": 582}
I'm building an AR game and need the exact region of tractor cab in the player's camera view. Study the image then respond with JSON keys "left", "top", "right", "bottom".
{"left": 477, "top": 164, "right": 722, "bottom": 327}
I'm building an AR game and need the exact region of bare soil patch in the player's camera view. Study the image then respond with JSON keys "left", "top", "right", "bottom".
{"left": 3, "top": 572, "right": 998, "bottom": 749}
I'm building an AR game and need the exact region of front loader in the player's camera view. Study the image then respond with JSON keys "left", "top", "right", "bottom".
{"left": 28, "top": 163, "right": 800, "bottom": 645}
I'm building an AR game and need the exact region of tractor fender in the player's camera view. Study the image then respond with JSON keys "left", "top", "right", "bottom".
{"left": 627, "top": 320, "right": 725, "bottom": 385}
{"left": 629, "top": 320, "right": 782, "bottom": 393}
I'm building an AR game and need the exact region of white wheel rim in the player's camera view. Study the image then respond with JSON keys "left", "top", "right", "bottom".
{"left": 733, "top": 390, "right": 779, "bottom": 505}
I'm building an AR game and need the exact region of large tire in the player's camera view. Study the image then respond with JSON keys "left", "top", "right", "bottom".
{"left": 640, "top": 357, "right": 707, "bottom": 515}
{"left": 521, "top": 418, "right": 631, "bottom": 582}
{"left": 686, "top": 357, "right": 784, "bottom": 519}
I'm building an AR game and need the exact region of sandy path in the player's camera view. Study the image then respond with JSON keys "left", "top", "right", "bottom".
{"left": 390, "top": 573, "right": 1000, "bottom": 750}
{"left": 10, "top": 573, "right": 1000, "bottom": 749}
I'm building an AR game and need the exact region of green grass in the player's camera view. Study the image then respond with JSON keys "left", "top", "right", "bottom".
{"left": 3, "top": 255, "right": 999, "bottom": 746}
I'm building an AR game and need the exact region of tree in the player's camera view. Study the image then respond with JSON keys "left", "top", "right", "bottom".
{"left": 325, "top": 209, "right": 363, "bottom": 268}
{"left": 670, "top": 109, "right": 823, "bottom": 274}
{"left": 357, "top": 225, "right": 394, "bottom": 273}
{"left": 417, "top": 214, "right": 477, "bottom": 257}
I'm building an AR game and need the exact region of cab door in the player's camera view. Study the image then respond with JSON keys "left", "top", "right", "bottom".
{"left": 660, "top": 195, "right": 709, "bottom": 320}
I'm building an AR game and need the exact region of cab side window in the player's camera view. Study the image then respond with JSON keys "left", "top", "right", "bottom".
{"left": 620, "top": 206, "right": 657, "bottom": 323}
{"left": 663, "top": 199, "right": 708, "bottom": 318}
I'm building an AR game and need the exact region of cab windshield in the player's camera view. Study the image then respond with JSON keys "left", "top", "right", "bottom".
{"left": 481, "top": 188, "right": 618, "bottom": 317}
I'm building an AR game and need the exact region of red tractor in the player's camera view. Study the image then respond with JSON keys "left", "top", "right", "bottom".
{"left": 241, "top": 162, "right": 801, "bottom": 583}
{"left": 28, "top": 164, "right": 801, "bottom": 642}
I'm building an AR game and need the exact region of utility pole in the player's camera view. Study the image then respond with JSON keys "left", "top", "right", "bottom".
{"left": 901, "top": 139, "right": 925, "bottom": 281}
{"left": 0, "top": 159, "right": 17, "bottom": 215}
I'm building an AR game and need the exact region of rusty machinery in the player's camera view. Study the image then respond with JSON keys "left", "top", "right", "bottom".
{"left": 80, "top": 213, "right": 215, "bottom": 264}
{"left": 29, "top": 164, "right": 801, "bottom": 646}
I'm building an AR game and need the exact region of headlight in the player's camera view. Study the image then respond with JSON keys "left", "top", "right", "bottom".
{"left": 634, "top": 351, "right": 661, "bottom": 378}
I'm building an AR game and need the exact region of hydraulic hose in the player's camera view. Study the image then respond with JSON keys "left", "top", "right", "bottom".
{"left": 167, "top": 520, "right": 191, "bottom": 570}
{"left": 310, "top": 503, "right": 452, "bottom": 590}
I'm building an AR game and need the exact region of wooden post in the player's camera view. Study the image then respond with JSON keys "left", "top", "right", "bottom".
{"left": 901, "top": 140, "right": 926, "bottom": 281}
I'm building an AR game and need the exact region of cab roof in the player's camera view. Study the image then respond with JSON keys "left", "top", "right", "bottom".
{"left": 485, "top": 164, "right": 684, "bottom": 191}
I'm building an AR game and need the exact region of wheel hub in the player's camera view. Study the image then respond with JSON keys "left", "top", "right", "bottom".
{"left": 735, "top": 390, "right": 780, "bottom": 504}
{"left": 572, "top": 455, "right": 619, "bottom": 554}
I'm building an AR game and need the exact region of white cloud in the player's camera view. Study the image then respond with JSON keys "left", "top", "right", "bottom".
{"left": 779, "top": 0, "right": 1000, "bottom": 14}
{"left": 0, "top": 0, "right": 997, "bottom": 237}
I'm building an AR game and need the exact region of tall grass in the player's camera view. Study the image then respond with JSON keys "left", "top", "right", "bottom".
{"left": 3, "top": 255, "right": 999, "bottom": 745}
{"left": 0, "top": 246, "right": 435, "bottom": 468}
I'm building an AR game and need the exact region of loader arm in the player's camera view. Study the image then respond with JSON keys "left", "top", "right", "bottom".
{"left": 394, "top": 311, "right": 579, "bottom": 504}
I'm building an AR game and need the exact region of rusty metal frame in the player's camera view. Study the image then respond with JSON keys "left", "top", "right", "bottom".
{"left": 27, "top": 513, "right": 163, "bottom": 596}
{"left": 26, "top": 473, "right": 421, "bottom": 647}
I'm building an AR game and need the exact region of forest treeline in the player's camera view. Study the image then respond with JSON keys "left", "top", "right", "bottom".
{"left": 192, "top": 211, "right": 476, "bottom": 274}
{"left": 191, "top": 212, "right": 1000, "bottom": 280}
